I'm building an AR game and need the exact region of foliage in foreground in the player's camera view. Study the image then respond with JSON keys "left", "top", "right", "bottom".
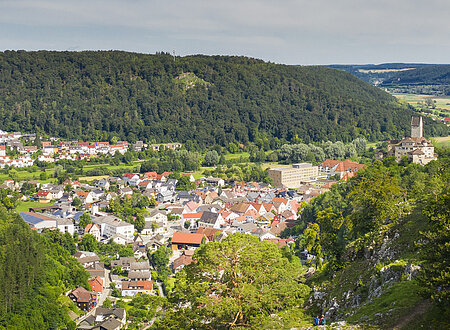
{"left": 154, "top": 234, "right": 310, "bottom": 329}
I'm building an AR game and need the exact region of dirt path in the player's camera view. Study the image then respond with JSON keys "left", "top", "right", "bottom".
{"left": 392, "top": 300, "right": 431, "bottom": 329}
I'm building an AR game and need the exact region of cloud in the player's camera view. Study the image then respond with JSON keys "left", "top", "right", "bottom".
{"left": 0, "top": 0, "right": 449, "bottom": 64}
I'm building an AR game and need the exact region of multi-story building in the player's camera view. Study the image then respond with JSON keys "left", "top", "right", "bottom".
{"left": 393, "top": 117, "right": 437, "bottom": 165}
{"left": 268, "top": 163, "right": 318, "bottom": 188}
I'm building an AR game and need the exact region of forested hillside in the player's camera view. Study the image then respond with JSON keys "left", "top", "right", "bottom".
{"left": 0, "top": 192, "right": 89, "bottom": 329}
{"left": 1, "top": 51, "right": 446, "bottom": 145}
{"left": 382, "top": 65, "right": 450, "bottom": 86}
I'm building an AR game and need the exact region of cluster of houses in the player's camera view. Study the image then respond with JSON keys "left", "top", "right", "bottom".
{"left": 4, "top": 156, "right": 365, "bottom": 325}
{"left": 0, "top": 129, "right": 184, "bottom": 168}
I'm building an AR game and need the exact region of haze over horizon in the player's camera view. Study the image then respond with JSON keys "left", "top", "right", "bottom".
{"left": 1, "top": 0, "right": 449, "bottom": 65}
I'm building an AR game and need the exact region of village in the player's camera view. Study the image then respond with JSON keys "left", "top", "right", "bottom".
{"left": 0, "top": 116, "right": 439, "bottom": 329}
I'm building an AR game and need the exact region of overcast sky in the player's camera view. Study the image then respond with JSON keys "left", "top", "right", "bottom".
{"left": 0, "top": 0, "right": 449, "bottom": 65}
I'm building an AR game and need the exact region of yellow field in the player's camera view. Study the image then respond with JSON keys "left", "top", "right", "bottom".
{"left": 78, "top": 175, "right": 109, "bottom": 182}
{"left": 358, "top": 68, "right": 414, "bottom": 74}
{"left": 431, "top": 136, "right": 450, "bottom": 148}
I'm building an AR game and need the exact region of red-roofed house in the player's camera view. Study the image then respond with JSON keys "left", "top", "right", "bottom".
{"left": 319, "top": 159, "right": 366, "bottom": 179}
{"left": 88, "top": 276, "right": 104, "bottom": 295}
{"left": 171, "top": 232, "right": 205, "bottom": 250}
{"left": 37, "top": 190, "right": 52, "bottom": 203}
{"left": 0, "top": 145, "right": 5, "bottom": 157}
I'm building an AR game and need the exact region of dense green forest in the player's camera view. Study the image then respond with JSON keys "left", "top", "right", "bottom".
{"left": 382, "top": 65, "right": 450, "bottom": 86}
{"left": 0, "top": 51, "right": 447, "bottom": 145}
{"left": 0, "top": 191, "right": 89, "bottom": 329}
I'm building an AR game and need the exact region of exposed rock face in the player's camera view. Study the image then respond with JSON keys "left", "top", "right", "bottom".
{"left": 307, "top": 225, "right": 422, "bottom": 325}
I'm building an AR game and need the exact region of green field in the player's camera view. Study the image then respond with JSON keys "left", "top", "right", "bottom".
{"left": 15, "top": 201, "right": 47, "bottom": 213}
{"left": 392, "top": 93, "right": 450, "bottom": 111}
{"left": 431, "top": 136, "right": 450, "bottom": 148}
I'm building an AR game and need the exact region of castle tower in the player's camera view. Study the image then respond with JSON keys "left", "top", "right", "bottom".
{"left": 411, "top": 116, "right": 423, "bottom": 138}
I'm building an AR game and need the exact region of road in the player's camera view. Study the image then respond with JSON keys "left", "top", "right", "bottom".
{"left": 76, "top": 269, "right": 111, "bottom": 325}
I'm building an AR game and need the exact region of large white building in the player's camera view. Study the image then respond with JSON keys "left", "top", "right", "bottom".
{"left": 92, "top": 215, "right": 135, "bottom": 240}
{"left": 268, "top": 163, "right": 318, "bottom": 188}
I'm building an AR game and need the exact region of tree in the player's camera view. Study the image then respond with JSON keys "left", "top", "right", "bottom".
{"left": 352, "top": 137, "right": 367, "bottom": 155}
{"left": 420, "top": 188, "right": 450, "bottom": 308}
{"left": 348, "top": 169, "right": 407, "bottom": 237}
{"left": 176, "top": 175, "right": 195, "bottom": 191}
{"left": 304, "top": 223, "right": 322, "bottom": 269}
{"left": 158, "top": 234, "right": 310, "bottom": 328}
{"left": 204, "top": 150, "right": 219, "bottom": 166}
{"left": 78, "top": 213, "right": 92, "bottom": 229}
{"left": 72, "top": 197, "right": 82, "bottom": 207}
{"left": 78, "top": 234, "right": 98, "bottom": 252}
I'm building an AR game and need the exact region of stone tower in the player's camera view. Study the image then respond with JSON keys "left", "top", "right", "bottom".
{"left": 411, "top": 116, "right": 423, "bottom": 138}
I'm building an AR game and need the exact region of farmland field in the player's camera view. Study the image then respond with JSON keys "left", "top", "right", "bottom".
{"left": 392, "top": 93, "right": 450, "bottom": 111}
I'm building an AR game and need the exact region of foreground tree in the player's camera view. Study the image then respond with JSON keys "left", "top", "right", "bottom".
{"left": 155, "top": 234, "right": 310, "bottom": 329}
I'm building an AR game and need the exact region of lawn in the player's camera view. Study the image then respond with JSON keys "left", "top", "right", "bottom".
{"left": 15, "top": 201, "right": 47, "bottom": 213}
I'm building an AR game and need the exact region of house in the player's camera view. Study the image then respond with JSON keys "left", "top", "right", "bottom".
{"left": 128, "top": 270, "right": 152, "bottom": 281}
{"left": 171, "top": 232, "right": 205, "bottom": 250}
{"left": 85, "top": 223, "right": 101, "bottom": 241}
{"left": 121, "top": 280, "right": 153, "bottom": 297}
{"left": 68, "top": 287, "right": 93, "bottom": 311}
{"left": 319, "top": 159, "right": 366, "bottom": 179}
{"left": 88, "top": 276, "right": 104, "bottom": 296}
{"left": 93, "top": 308, "right": 127, "bottom": 330}
{"left": 156, "top": 190, "right": 175, "bottom": 203}
{"left": 196, "top": 227, "right": 222, "bottom": 241}
{"left": 57, "top": 217, "right": 75, "bottom": 235}
{"left": 122, "top": 173, "right": 140, "bottom": 185}
{"left": 172, "top": 253, "right": 194, "bottom": 273}
{"left": 37, "top": 190, "right": 52, "bottom": 203}
{"left": 76, "top": 190, "right": 94, "bottom": 204}
{"left": 96, "top": 179, "right": 110, "bottom": 190}
{"left": 251, "top": 227, "right": 277, "bottom": 241}
{"left": 111, "top": 257, "right": 135, "bottom": 271}
{"left": 92, "top": 215, "right": 135, "bottom": 240}
{"left": 198, "top": 211, "right": 224, "bottom": 229}
{"left": 119, "top": 187, "right": 133, "bottom": 196}
{"left": 145, "top": 209, "right": 168, "bottom": 224}
{"left": 204, "top": 177, "right": 225, "bottom": 187}
{"left": 76, "top": 254, "right": 101, "bottom": 269}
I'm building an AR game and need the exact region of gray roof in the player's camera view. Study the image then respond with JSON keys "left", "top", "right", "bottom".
{"left": 130, "top": 261, "right": 150, "bottom": 270}
{"left": 199, "top": 211, "right": 220, "bottom": 224}
{"left": 128, "top": 270, "right": 151, "bottom": 279}
{"left": 20, "top": 212, "right": 57, "bottom": 225}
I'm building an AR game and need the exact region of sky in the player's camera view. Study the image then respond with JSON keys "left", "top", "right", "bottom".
{"left": 0, "top": 0, "right": 449, "bottom": 65}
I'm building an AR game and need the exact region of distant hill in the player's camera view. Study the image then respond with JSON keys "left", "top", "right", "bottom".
{"left": 328, "top": 63, "right": 450, "bottom": 95}
{"left": 0, "top": 51, "right": 447, "bottom": 144}
{"left": 327, "top": 63, "right": 433, "bottom": 85}
{"left": 381, "top": 64, "right": 450, "bottom": 86}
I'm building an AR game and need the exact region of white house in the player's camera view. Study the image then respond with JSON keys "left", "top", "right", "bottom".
{"left": 92, "top": 215, "right": 135, "bottom": 240}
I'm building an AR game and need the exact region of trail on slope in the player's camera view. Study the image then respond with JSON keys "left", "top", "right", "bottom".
{"left": 392, "top": 300, "right": 431, "bottom": 329}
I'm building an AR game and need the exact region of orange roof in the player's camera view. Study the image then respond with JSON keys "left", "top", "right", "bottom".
{"left": 172, "top": 232, "right": 204, "bottom": 245}
{"left": 321, "top": 159, "right": 366, "bottom": 172}
{"left": 183, "top": 212, "right": 203, "bottom": 219}
{"left": 196, "top": 227, "right": 221, "bottom": 241}
{"left": 272, "top": 197, "right": 289, "bottom": 205}
{"left": 77, "top": 191, "right": 89, "bottom": 199}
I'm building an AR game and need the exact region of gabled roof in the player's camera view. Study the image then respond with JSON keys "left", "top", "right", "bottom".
{"left": 70, "top": 287, "right": 92, "bottom": 303}
{"left": 173, "top": 254, "right": 193, "bottom": 270}
{"left": 199, "top": 211, "right": 220, "bottom": 224}
{"left": 172, "top": 232, "right": 204, "bottom": 245}
{"left": 20, "top": 212, "right": 57, "bottom": 225}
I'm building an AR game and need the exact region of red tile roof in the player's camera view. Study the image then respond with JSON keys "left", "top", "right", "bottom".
{"left": 172, "top": 232, "right": 204, "bottom": 245}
